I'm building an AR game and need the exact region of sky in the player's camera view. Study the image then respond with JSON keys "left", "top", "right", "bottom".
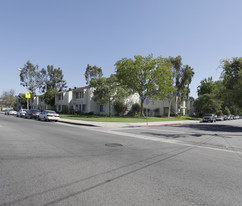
{"left": 0, "top": 0, "right": 242, "bottom": 98}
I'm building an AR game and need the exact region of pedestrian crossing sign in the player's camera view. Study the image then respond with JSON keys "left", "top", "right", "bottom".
{"left": 25, "top": 92, "right": 31, "bottom": 99}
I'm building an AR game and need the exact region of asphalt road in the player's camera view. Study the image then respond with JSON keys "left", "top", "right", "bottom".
{"left": 0, "top": 114, "right": 242, "bottom": 206}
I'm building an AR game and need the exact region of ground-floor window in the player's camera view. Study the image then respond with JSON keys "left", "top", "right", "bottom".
{"left": 57, "top": 105, "right": 62, "bottom": 112}
{"left": 82, "top": 104, "right": 86, "bottom": 112}
{"left": 100, "top": 105, "right": 104, "bottom": 112}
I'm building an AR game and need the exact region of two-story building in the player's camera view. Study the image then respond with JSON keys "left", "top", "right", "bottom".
{"left": 30, "top": 95, "right": 55, "bottom": 111}
{"left": 55, "top": 89, "right": 73, "bottom": 113}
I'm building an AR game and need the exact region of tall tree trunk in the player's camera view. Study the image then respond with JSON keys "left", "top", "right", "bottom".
{"left": 167, "top": 95, "right": 173, "bottom": 118}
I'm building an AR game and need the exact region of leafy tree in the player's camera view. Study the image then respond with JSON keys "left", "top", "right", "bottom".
{"left": 128, "top": 103, "right": 141, "bottom": 117}
{"left": 1, "top": 89, "right": 16, "bottom": 107}
{"left": 221, "top": 57, "right": 242, "bottom": 109}
{"left": 17, "top": 94, "right": 27, "bottom": 109}
{"left": 169, "top": 56, "right": 194, "bottom": 98}
{"left": 223, "top": 106, "right": 231, "bottom": 115}
{"left": 197, "top": 77, "right": 215, "bottom": 96}
{"left": 232, "top": 70, "right": 242, "bottom": 109}
{"left": 213, "top": 80, "right": 226, "bottom": 100}
{"left": 19, "top": 61, "right": 40, "bottom": 94}
{"left": 194, "top": 94, "right": 222, "bottom": 116}
{"left": 113, "top": 100, "right": 125, "bottom": 116}
{"left": 90, "top": 74, "right": 129, "bottom": 116}
{"left": 115, "top": 54, "right": 174, "bottom": 116}
{"left": 39, "top": 65, "right": 67, "bottom": 93}
{"left": 85, "top": 64, "right": 103, "bottom": 85}
{"left": 38, "top": 65, "right": 67, "bottom": 106}
{"left": 167, "top": 56, "right": 194, "bottom": 116}
{"left": 43, "top": 88, "right": 58, "bottom": 106}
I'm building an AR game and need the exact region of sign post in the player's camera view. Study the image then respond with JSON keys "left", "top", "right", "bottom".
{"left": 144, "top": 97, "right": 150, "bottom": 126}
{"left": 25, "top": 92, "right": 31, "bottom": 110}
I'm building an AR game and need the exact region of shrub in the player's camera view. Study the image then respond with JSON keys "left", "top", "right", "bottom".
{"left": 127, "top": 103, "right": 141, "bottom": 117}
{"left": 113, "top": 101, "right": 125, "bottom": 116}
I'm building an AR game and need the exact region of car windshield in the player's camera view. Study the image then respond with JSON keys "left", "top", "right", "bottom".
{"left": 46, "top": 111, "right": 56, "bottom": 114}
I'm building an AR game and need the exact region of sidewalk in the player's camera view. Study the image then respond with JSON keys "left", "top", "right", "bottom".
{"left": 59, "top": 118, "right": 200, "bottom": 129}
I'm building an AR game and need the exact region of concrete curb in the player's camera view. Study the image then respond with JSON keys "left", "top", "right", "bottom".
{"left": 139, "top": 123, "right": 182, "bottom": 127}
{"left": 58, "top": 120, "right": 99, "bottom": 127}
{"left": 58, "top": 118, "right": 200, "bottom": 128}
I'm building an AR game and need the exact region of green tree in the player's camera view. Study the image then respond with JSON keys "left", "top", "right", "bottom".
{"left": 19, "top": 61, "right": 40, "bottom": 94}
{"left": 168, "top": 56, "right": 194, "bottom": 116}
{"left": 1, "top": 89, "right": 16, "bottom": 107}
{"left": 223, "top": 106, "right": 231, "bottom": 116}
{"left": 232, "top": 71, "right": 242, "bottom": 109}
{"left": 197, "top": 77, "right": 215, "bottom": 96}
{"left": 90, "top": 74, "right": 129, "bottom": 116}
{"left": 85, "top": 64, "right": 103, "bottom": 85}
{"left": 221, "top": 57, "right": 242, "bottom": 109}
{"left": 43, "top": 88, "right": 58, "bottom": 106}
{"left": 39, "top": 65, "right": 67, "bottom": 92}
{"left": 39, "top": 65, "right": 67, "bottom": 106}
{"left": 194, "top": 94, "right": 222, "bottom": 116}
{"left": 113, "top": 100, "right": 125, "bottom": 116}
{"left": 115, "top": 54, "right": 174, "bottom": 116}
{"left": 18, "top": 94, "right": 27, "bottom": 109}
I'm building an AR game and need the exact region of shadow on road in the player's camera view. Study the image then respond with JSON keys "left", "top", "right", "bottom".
{"left": 140, "top": 123, "right": 242, "bottom": 139}
{"left": 180, "top": 123, "right": 242, "bottom": 133}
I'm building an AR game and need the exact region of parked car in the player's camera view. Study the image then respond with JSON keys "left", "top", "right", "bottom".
{"left": 235, "top": 115, "right": 240, "bottom": 119}
{"left": 5, "top": 109, "right": 17, "bottom": 115}
{"left": 16, "top": 109, "right": 27, "bottom": 117}
{"left": 216, "top": 115, "right": 224, "bottom": 121}
{"left": 38, "top": 110, "right": 60, "bottom": 121}
{"left": 202, "top": 114, "right": 216, "bottom": 123}
{"left": 25, "top": 109, "right": 41, "bottom": 119}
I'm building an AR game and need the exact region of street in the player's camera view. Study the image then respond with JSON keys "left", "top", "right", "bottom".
{"left": 0, "top": 114, "right": 242, "bottom": 206}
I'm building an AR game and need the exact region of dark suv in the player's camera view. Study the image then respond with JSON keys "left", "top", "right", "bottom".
{"left": 25, "top": 109, "right": 41, "bottom": 119}
{"left": 202, "top": 114, "right": 216, "bottom": 123}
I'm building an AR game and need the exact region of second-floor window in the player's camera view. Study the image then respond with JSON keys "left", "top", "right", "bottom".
{"left": 75, "top": 92, "right": 79, "bottom": 99}
{"left": 58, "top": 94, "right": 63, "bottom": 100}
{"left": 80, "top": 91, "right": 84, "bottom": 98}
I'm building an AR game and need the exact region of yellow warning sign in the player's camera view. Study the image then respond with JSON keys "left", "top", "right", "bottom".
{"left": 25, "top": 92, "right": 31, "bottom": 99}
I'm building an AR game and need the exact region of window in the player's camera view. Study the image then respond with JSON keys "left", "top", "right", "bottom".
{"left": 75, "top": 92, "right": 79, "bottom": 99}
{"left": 58, "top": 105, "right": 62, "bottom": 111}
{"left": 100, "top": 105, "right": 104, "bottom": 112}
{"left": 58, "top": 94, "right": 63, "bottom": 100}
{"left": 80, "top": 91, "right": 84, "bottom": 98}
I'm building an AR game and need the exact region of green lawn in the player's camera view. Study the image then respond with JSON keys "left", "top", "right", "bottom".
{"left": 59, "top": 114, "right": 201, "bottom": 122}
